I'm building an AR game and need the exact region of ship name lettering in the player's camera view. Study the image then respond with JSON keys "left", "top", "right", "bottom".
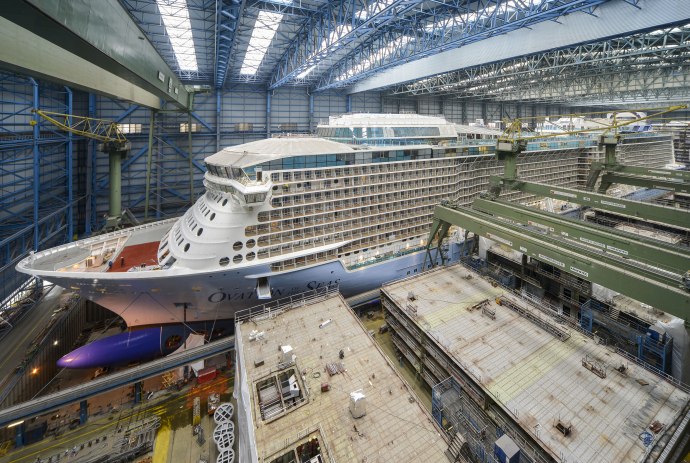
{"left": 306, "top": 279, "right": 341, "bottom": 290}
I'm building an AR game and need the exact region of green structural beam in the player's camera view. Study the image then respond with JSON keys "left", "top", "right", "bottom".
{"left": 428, "top": 204, "right": 690, "bottom": 322}
{"left": 494, "top": 177, "right": 690, "bottom": 230}
{"left": 0, "top": 1, "right": 189, "bottom": 110}
{"left": 591, "top": 163, "right": 690, "bottom": 183}
{"left": 600, "top": 172, "right": 690, "bottom": 195}
{"left": 472, "top": 198, "right": 690, "bottom": 275}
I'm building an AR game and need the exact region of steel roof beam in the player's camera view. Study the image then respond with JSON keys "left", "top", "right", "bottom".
{"left": 268, "top": 0, "right": 430, "bottom": 90}
{"left": 329, "top": 0, "right": 690, "bottom": 94}
{"left": 215, "top": 0, "right": 245, "bottom": 88}
{"left": 392, "top": 26, "right": 690, "bottom": 99}
{"left": 121, "top": 0, "right": 217, "bottom": 84}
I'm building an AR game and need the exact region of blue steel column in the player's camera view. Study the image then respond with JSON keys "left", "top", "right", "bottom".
{"left": 86, "top": 93, "right": 97, "bottom": 234}
{"left": 79, "top": 400, "right": 88, "bottom": 424}
{"left": 134, "top": 381, "right": 142, "bottom": 404}
{"left": 14, "top": 423, "right": 24, "bottom": 448}
{"left": 30, "top": 78, "right": 40, "bottom": 251}
{"left": 308, "top": 92, "right": 314, "bottom": 133}
{"left": 216, "top": 91, "right": 221, "bottom": 152}
{"left": 266, "top": 91, "right": 272, "bottom": 138}
{"left": 346, "top": 94, "right": 352, "bottom": 113}
{"left": 65, "top": 87, "right": 74, "bottom": 241}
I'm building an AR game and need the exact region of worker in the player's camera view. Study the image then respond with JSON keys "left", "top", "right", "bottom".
{"left": 107, "top": 260, "right": 113, "bottom": 269}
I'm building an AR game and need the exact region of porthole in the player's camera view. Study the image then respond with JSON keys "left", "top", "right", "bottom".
{"left": 219, "top": 257, "right": 230, "bottom": 267}
{"left": 233, "top": 254, "right": 243, "bottom": 264}
{"left": 246, "top": 251, "right": 256, "bottom": 261}
{"left": 272, "top": 186, "right": 278, "bottom": 191}
{"left": 210, "top": 213, "right": 216, "bottom": 221}
{"left": 233, "top": 241, "right": 243, "bottom": 251}
{"left": 197, "top": 228, "right": 203, "bottom": 236}
{"left": 222, "top": 199, "right": 228, "bottom": 206}
{"left": 184, "top": 243, "right": 190, "bottom": 252}
{"left": 246, "top": 239, "right": 256, "bottom": 248}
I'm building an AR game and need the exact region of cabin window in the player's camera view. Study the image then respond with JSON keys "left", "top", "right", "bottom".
{"left": 246, "top": 239, "right": 256, "bottom": 248}
{"left": 219, "top": 257, "right": 230, "bottom": 267}
{"left": 184, "top": 243, "right": 190, "bottom": 252}
{"left": 233, "top": 241, "right": 243, "bottom": 251}
{"left": 246, "top": 252, "right": 256, "bottom": 261}
{"left": 233, "top": 254, "right": 243, "bottom": 264}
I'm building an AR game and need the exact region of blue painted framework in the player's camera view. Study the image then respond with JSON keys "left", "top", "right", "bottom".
{"left": 0, "top": 73, "right": 77, "bottom": 302}
{"left": 315, "top": 0, "right": 610, "bottom": 91}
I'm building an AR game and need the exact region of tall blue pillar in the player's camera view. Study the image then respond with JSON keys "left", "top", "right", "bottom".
{"left": 30, "top": 78, "right": 40, "bottom": 251}
{"left": 266, "top": 91, "right": 272, "bottom": 138}
{"left": 346, "top": 94, "right": 352, "bottom": 113}
{"left": 134, "top": 381, "right": 143, "bottom": 404}
{"left": 86, "top": 93, "right": 97, "bottom": 235}
{"left": 65, "top": 86, "right": 74, "bottom": 241}
{"left": 80, "top": 400, "right": 88, "bottom": 424}
{"left": 14, "top": 423, "right": 24, "bottom": 448}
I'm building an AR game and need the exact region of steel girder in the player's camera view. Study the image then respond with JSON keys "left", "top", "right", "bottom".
{"left": 120, "top": 0, "right": 217, "bottom": 83}
{"left": 494, "top": 177, "right": 690, "bottom": 229}
{"left": 392, "top": 25, "right": 690, "bottom": 103}
{"left": 427, "top": 204, "right": 690, "bottom": 321}
{"left": 268, "top": 0, "right": 429, "bottom": 90}
{"left": 315, "top": 0, "right": 611, "bottom": 92}
{"left": 471, "top": 197, "right": 690, "bottom": 275}
{"left": 215, "top": 0, "right": 245, "bottom": 88}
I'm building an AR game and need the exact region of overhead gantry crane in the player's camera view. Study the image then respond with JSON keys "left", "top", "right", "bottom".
{"left": 490, "top": 105, "right": 690, "bottom": 201}
{"left": 425, "top": 106, "right": 690, "bottom": 324}
{"left": 31, "top": 110, "right": 133, "bottom": 230}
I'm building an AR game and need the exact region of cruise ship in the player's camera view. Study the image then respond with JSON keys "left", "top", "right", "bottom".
{"left": 16, "top": 114, "right": 674, "bottom": 367}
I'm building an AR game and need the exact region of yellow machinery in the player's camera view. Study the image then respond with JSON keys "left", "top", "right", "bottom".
{"left": 31, "top": 110, "right": 131, "bottom": 229}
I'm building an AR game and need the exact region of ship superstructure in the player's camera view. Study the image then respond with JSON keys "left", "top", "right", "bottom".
{"left": 15, "top": 114, "right": 676, "bottom": 367}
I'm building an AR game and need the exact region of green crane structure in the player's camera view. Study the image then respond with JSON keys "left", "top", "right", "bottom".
{"left": 426, "top": 202, "right": 690, "bottom": 323}
{"left": 32, "top": 110, "right": 131, "bottom": 228}
{"left": 426, "top": 106, "right": 690, "bottom": 324}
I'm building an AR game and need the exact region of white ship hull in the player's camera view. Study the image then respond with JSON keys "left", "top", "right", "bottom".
{"left": 31, "top": 238, "right": 454, "bottom": 328}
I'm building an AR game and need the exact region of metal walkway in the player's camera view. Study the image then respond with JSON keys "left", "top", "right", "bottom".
{"left": 0, "top": 336, "right": 234, "bottom": 427}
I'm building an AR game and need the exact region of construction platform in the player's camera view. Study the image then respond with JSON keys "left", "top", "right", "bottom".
{"left": 234, "top": 289, "right": 448, "bottom": 463}
{"left": 381, "top": 264, "right": 690, "bottom": 463}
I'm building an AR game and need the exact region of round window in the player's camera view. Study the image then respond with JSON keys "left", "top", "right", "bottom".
{"left": 222, "top": 199, "right": 228, "bottom": 206}
{"left": 184, "top": 243, "right": 190, "bottom": 252}
{"left": 197, "top": 228, "right": 203, "bottom": 236}
{"left": 219, "top": 257, "right": 230, "bottom": 266}
{"left": 210, "top": 213, "right": 216, "bottom": 221}
{"left": 233, "top": 254, "right": 243, "bottom": 264}
{"left": 246, "top": 251, "right": 256, "bottom": 261}
{"left": 233, "top": 241, "right": 243, "bottom": 251}
{"left": 246, "top": 239, "right": 256, "bottom": 248}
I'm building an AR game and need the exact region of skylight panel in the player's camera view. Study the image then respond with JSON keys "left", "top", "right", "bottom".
{"left": 241, "top": 11, "right": 284, "bottom": 76}
{"left": 157, "top": 0, "right": 198, "bottom": 72}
